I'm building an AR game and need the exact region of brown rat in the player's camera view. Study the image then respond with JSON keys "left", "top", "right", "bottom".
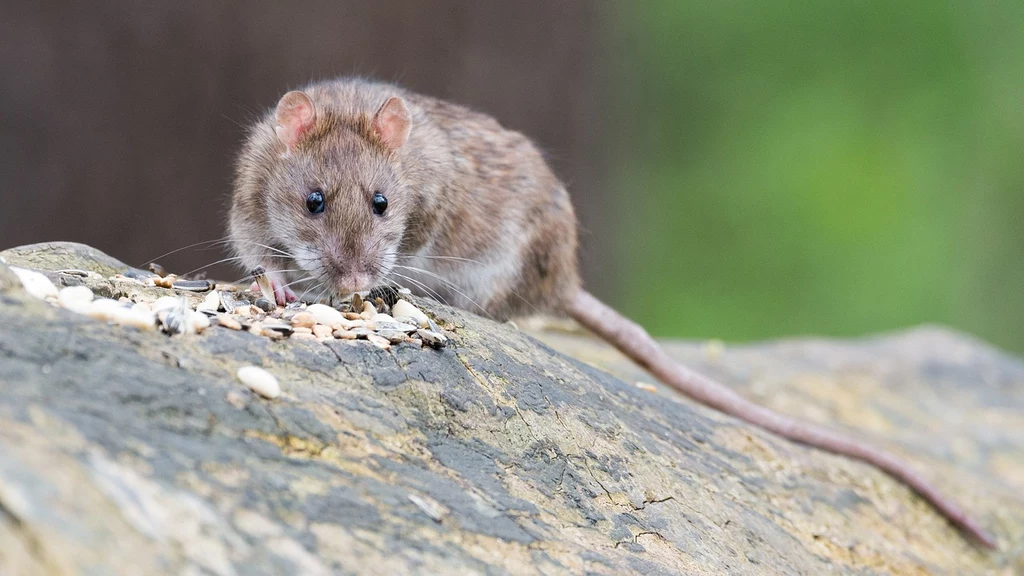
{"left": 229, "top": 77, "right": 995, "bottom": 548}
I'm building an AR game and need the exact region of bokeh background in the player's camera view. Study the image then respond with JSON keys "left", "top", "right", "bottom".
{"left": 2, "top": 1, "right": 1022, "bottom": 352}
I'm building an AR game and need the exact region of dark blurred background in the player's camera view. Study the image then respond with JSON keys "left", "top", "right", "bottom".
{"left": 2, "top": 1, "right": 1022, "bottom": 352}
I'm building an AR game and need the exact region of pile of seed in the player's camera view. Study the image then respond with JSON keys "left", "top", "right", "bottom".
{"left": 9, "top": 265, "right": 448, "bottom": 350}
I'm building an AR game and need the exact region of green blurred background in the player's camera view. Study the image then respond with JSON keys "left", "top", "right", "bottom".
{"left": 1, "top": 2, "right": 1021, "bottom": 352}
{"left": 608, "top": 1, "right": 1024, "bottom": 352}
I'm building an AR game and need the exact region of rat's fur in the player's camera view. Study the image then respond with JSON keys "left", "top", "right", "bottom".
{"left": 230, "top": 78, "right": 579, "bottom": 317}
{"left": 229, "top": 77, "right": 994, "bottom": 548}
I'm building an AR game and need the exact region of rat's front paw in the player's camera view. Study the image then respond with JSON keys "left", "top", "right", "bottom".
{"left": 250, "top": 272, "right": 297, "bottom": 306}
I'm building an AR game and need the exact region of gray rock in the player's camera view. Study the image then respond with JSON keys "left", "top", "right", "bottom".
{"left": 0, "top": 242, "right": 1021, "bottom": 575}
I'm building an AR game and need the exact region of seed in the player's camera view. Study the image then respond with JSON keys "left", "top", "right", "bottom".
{"left": 10, "top": 267, "right": 58, "bottom": 300}
{"left": 148, "top": 262, "right": 169, "bottom": 277}
{"left": 366, "top": 333, "right": 391, "bottom": 350}
{"left": 251, "top": 266, "right": 274, "bottom": 302}
{"left": 217, "top": 314, "right": 242, "bottom": 330}
{"left": 291, "top": 326, "right": 312, "bottom": 335}
{"left": 290, "top": 311, "right": 316, "bottom": 329}
{"left": 58, "top": 285, "right": 94, "bottom": 308}
{"left": 351, "top": 293, "right": 363, "bottom": 312}
{"left": 374, "top": 321, "right": 418, "bottom": 333}
{"left": 392, "top": 299, "right": 430, "bottom": 328}
{"left": 290, "top": 332, "right": 316, "bottom": 341}
{"left": 376, "top": 329, "right": 409, "bottom": 344}
{"left": 153, "top": 274, "right": 177, "bottom": 288}
{"left": 368, "top": 285, "right": 399, "bottom": 308}
{"left": 173, "top": 279, "right": 215, "bottom": 292}
{"left": 305, "top": 304, "right": 343, "bottom": 326}
{"left": 370, "top": 313, "right": 396, "bottom": 324}
{"left": 197, "top": 290, "right": 221, "bottom": 313}
{"left": 254, "top": 298, "right": 275, "bottom": 313}
{"left": 190, "top": 311, "right": 211, "bottom": 333}
{"left": 153, "top": 296, "right": 181, "bottom": 312}
{"left": 635, "top": 382, "right": 658, "bottom": 393}
{"left": 236, "top": 366, "right": 280, "bottom": 399}
{"left": 111, "top": 307, "right": 158, "bottom": 331}
{"left": 416, "top": 329, "right": 447, "bottom": 348}
{"left": 333, "top": 329, "right": 357, "bottom": 340}
{"left": 312, "top": 324, "right": 333, "bottom": 338}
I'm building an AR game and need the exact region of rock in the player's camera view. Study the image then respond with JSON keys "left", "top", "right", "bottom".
{"left": 9, "top": 266, "right": 58, "bottom": 300}
{"left": 392, "top": 299, "right": 429, "bottom": 328}
{"left": 236, "top": 366, "right": 280, "bottom": 399}
{"left": 0, "top": 242, "right": 1021, "bottom": 575}
{"left": 306, "top": 304, "right": 344, "bottom": 327}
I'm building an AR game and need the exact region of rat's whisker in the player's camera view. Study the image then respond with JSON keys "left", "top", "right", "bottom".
{"left": 391, "top": 264, "right": 490, "bottom": 317}
{"left": 137, "top": 237, "right": 234, "bottom": 267}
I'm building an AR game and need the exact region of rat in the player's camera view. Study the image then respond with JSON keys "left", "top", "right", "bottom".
{"left": 228, "top": 77, "right": 995, "bottom": 548}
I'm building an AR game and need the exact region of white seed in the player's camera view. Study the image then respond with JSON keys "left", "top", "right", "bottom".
{"left": 57, "top": 285, "right": 94, "bottom": 308}
{"left": 110, "top": 307, "right": 157, "bottom": 331}
{"left": 635, "top": 381, "right": 658, "bottom": 393}
{"left": 153, "top": 296, "right": 181, "bottom": 312}
{"left": 370, "top": 313, "right": 395, "bottom": 324}
{"left": 190, "top": 311, "right": 211, "bottom": 333}
{"left": 360, "top": 301, "right": 377, "bottom": 319}
{"left": 10, "top": 267, "right": 58, "bottom": 300}
{"left": 236, "top": 366, "right": 280, "bottom": 399}
{"left": 376, "top": 329, "right": 409, "bottom": 344}
{"left": 416, "top": 329, "right": 447, "bottom": 348}
{"left": 374, "top": 321, "right": 418, "bottom": 333}
{"left": 391, "top": 299, "right": 429, "bottom": 328}
{"left": 366, "top": 333, "right": 391, "bottom": 350}
{"left": 131, "top": 302, "right": 153, "bottom": 314}
{"left": 197, "top": 290, "right": 221, "bottom": 313}
{"left": 333, "top": 329, "right": 357, "bottom": 340}
{"left": 305, "top": 304, "right": 343, "bottom": 327}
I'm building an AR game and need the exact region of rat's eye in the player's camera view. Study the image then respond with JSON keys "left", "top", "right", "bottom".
{"left": 306, "top": 189, "right": 325, "bottom": 214}
{"left": 372, "top": 191, "right": 388, "bottom": 216}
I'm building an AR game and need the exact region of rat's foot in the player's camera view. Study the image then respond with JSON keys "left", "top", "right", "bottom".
{"left": 250, "top": 272, "right": 297, "bottom": 306}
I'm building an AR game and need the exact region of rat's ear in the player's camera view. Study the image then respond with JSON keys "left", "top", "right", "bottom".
{"left": 275, "top": 91, "right": 316, "bottom": 152}
{"left": 371, "top": 96, "right": 411, "bottom": 150}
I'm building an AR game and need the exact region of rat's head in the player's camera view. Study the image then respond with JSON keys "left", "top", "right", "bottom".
{"left": 263, "top": 90, "right": 412, "bottom": 297}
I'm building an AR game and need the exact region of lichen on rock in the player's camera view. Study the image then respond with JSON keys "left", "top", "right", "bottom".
{"left": 0, "top": 242, "right": 1021, "bottom": 575}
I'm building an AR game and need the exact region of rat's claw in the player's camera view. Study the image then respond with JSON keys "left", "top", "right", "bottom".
{"left": 275, "top": 282, "right": 297, "bottom": 305}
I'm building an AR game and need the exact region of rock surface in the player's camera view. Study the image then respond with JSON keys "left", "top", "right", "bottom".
{"left": 0, "top": 242, "right": 1022, "bottom": 575}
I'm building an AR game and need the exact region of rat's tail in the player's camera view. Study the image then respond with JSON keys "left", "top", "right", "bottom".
{"left": 567, "top": 289, "right": 995, "bottom": 549}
